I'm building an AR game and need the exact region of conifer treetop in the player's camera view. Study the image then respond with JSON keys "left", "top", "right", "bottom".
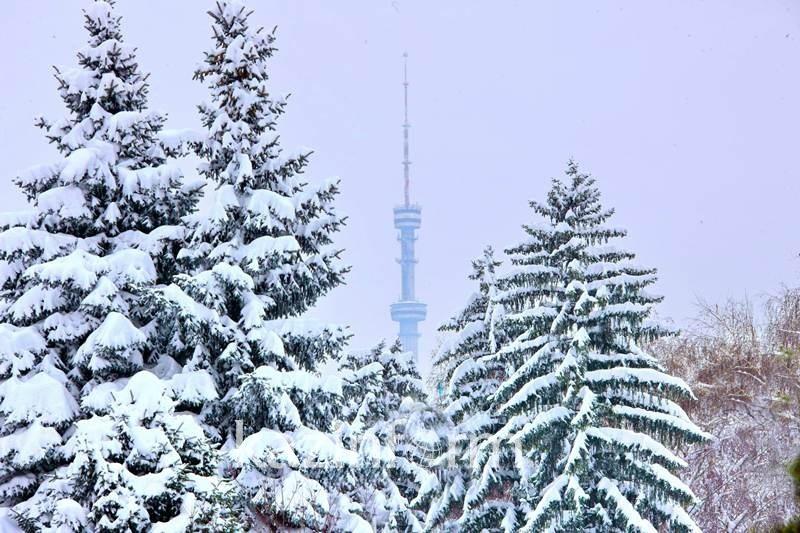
{"left": 484, "top": 161, "right": 707, "bottom": 532}
{"left": 183, "top": 0, "right": 347, "bottom": 322}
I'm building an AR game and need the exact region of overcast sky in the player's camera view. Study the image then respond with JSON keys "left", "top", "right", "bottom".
{"left": 1, "top": 1, "right": 799, "bottom": 374}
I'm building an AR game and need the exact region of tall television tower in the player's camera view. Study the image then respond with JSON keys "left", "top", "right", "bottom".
{"left": 390, "top": 53, "right": 427, "bottom": 361}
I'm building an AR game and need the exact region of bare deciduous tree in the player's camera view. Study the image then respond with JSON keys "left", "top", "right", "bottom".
{"left": 653, "top": 290, "right": 800, "bottom": 532}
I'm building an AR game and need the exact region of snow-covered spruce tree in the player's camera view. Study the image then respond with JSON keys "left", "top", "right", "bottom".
{"left": 339, "top": 341, "right": 444, "bottom": 531}
{"left": 0, "top": 1, "right": 236, "bottom": 530}
{"left": 335, "top": 343, "right": 403, "bottom": 530}
{"left": 425, "top": 247, "right": 507, "bottom": 531}
{"left": 380, "top": 341, "right": 445, "bottom": 514}
{"left": 48, "top": 371, "right": 241, "bottom": 532}
{"left": 147, "top": 1, "right": 363, "bottom": 530}
{"left": 485, "top": 161, "right": 708, "bottom": 531}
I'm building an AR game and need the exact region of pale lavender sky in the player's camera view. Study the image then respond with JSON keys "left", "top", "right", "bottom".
{"left": 1, "top": 1, "right": 799, "bottom": 374}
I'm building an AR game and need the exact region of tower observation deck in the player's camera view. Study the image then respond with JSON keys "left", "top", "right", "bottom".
{"left": 390, "top": 53, "right": 426, "bottom": 361}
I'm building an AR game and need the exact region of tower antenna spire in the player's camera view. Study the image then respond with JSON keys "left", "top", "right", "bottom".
{"left": 402, "top": 52, "right": 410, "bottom": 207}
